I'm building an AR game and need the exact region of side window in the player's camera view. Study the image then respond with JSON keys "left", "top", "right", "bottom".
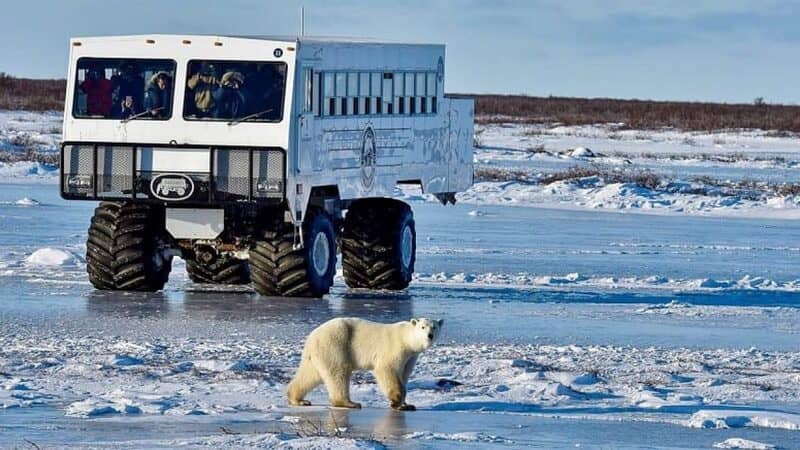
{"left": 416, "top": 72, "right": 426, "bottom": 114}
{"left": 323, "top": 73, "right": 334, "bottom": 116}
{"left": 359, "top": 72, "right": 370, "bottom": 115}
{"left": 405, "top": 73, "right": 414, "bottom": 116}
{"left": 313, "top": 71, "right": 320, "bottom": 116}
{"left": 347, "top": 72, "right": 358, "bottom": 115}
{"left": 427, "top": 72, "right": 438, "bottom": 114}
{"left": 371, "top": 72, "right": 381, "bottom": 114}
{"left": 394, "top": 72, "right": 404, "bottom": 115}
{"left": 335, "top": 73, "right": 346, "bottom": 116}
{"left": 302, "top": 68, "right": 313, "bottom": 113}
{"left": 382, "top": 73, "right": 393, "bottom": 114}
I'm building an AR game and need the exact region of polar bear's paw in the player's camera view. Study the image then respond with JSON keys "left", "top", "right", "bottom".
{"left": 331, "top": 400, "right": 362, "bottom": 409}
{"left": 289, "top": 399, "right": 312, "bottom": 407}
{"left": 392, "top": 402, "right": 416, "bottom": 411}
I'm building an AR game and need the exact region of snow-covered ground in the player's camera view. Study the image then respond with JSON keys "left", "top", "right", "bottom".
{"left": 463, "top": 121, "right": 800, "bottom": 218}
{"left": 1, "top": 112, "right": 799, "bottom": 448}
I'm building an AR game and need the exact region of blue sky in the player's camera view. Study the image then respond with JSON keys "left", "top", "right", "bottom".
{"left": 2, "top": 0, "right": 797, "bottom": 103}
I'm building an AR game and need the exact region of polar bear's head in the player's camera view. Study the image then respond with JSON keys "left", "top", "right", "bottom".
{"left": 409, "top": 318, "right": 444, "bottom": 351}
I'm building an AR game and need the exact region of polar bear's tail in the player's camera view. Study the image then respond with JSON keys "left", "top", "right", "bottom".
{"left": 287, "top": 355, "right": 321, "bottom": 406}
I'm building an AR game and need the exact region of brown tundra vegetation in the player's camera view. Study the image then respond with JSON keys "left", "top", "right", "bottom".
{"left": 2, "top": 74, "right": 799, "bottom": 132}
{"left": 470, "top": 94, "right": 800, "bottom": 132}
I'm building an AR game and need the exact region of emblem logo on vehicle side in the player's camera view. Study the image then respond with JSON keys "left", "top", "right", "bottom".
{"left": 151, "top": 173, "right": 194, "bottom": 201}
{"left": 360, "top": 126, "right": 377, "bottom": 190}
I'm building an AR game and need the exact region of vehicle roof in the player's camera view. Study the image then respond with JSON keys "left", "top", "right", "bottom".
{"left": 71, "top": 34, "right": 443, "bottom": 47}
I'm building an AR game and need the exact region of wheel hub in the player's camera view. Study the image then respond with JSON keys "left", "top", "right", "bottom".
{"left": 401, "top": 224, "right": 413, "bottom": 269}
{"left": 311, "top": 231, "right": 331, "bottom": 277}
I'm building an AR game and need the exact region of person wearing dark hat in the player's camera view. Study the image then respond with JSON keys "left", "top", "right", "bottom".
{"left": 111, "top": 62, "right": 144, "bottom": 112}
{"left": 213, "top": 71, "right": 247, "bottom": 119}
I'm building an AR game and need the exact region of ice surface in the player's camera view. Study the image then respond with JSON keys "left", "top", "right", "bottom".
{"left": 123, "top": 433, "right": 386, "bottom": 449}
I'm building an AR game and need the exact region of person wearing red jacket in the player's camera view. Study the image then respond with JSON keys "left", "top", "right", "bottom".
{"left": 80, "top": 67, "right": 113, "bottom": 116}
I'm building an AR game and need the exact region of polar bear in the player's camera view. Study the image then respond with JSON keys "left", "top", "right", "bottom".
{"left": 287, "top": 317, "right": 443, "bottom": 410}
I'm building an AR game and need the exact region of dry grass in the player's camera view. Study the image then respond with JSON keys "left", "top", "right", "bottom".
{"left": 777, "top": 184, "right": 800, "bottom": 196}
{"left": 474, "top": 166, "right": 533, "bottom": 183}
{"left": 470, "top": 94, "right": 800, "bottom": 132}
{"left": 539, "top": 166, "right": 662, "bottom": 189}
{"left": 0, "top": 73, "right": 66, "bottom": 111}
{"left": 2, "top": 73, "right": 799, "bottom": 132}
{"left": 0, "top": 150, "right": 59, "bottom": 165}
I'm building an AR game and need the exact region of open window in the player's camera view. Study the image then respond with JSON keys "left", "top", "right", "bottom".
{"left": 72, "top": 58, "right": 176, "bottom": 120}
{"left": 184, "top": 60, "right": 286, "bottom": 122}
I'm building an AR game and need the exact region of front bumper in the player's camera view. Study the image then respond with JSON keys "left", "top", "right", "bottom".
{"left": 60, "top": 142, "right": 285, "bottom": 205}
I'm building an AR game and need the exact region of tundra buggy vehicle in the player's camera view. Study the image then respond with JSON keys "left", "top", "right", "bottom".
{"left": 61, "top": 34, "right": 473, "bottom": 297}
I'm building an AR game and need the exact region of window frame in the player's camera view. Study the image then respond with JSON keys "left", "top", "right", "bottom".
{"left": 72, "top": 57, "right": 178, "bottom": 121}
{"left": 183, "top": 59, "right": 288, "bottom": 123}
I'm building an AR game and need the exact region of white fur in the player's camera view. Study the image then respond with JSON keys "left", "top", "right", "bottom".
{"left": 287, "top": 317, "right": 443, "bottom": 410}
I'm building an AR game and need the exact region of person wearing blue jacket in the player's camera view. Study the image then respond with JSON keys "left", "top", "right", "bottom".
{"left": 213, "top": 71, "right": 247, "bottom": 119}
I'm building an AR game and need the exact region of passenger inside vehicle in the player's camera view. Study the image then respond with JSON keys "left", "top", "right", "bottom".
{"left": 186, "top": 63, "right": 219, "bottom": 117}
{"left": 79, "top": 65, "right": 113, "bottom": 117}
{"left": 214, "top": 71, "right": 246, "bottom": 118}
{"left": 144, "top": 72, "right": 172, "bottom": 118}
{"left": 115, "top": 95, "right": 138, "bottom": 119}
{"left": 111, "top": 62, "right": 144, "bottom": 114}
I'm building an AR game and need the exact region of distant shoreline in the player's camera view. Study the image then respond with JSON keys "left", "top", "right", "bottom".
{"left": 3, "top": 73, "right": 800, "bottom": 132}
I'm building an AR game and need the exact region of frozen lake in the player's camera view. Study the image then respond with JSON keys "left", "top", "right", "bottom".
{"left": 1, "top": 183, "right": 799, "bottom": 448}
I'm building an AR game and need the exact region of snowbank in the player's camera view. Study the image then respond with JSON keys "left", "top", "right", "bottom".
{"left": 688, "top": 410, "right": 800, "bottom": 430}
{"left": 24, "top": 248, "right": 78, "bottom": 267}
{"left": 0, "top": 161, "right": 58, "bottom": 183}
{"left": 0, "top": 110, "right": 61, "bottom": 152}
{"left": 14, "top": 197, "right": 39, "bottom": 206}
{"left": 413, "top": 271, "right": 800, "bottom": 293}
{"left": 713, "top": 438, "right": 776, "bottom": 450}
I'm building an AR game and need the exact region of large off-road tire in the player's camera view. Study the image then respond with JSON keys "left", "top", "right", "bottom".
{"left": 249, "top": 211, "right": 336, "bottom": 298}
{"left": 185, "top": 253, "right": 250, "bottom": 285}
{"left": 341, "top": 198, "right": 416, "bottom": 290}
{"left": 86, "top": 202, "right": 172, "bottom": 292}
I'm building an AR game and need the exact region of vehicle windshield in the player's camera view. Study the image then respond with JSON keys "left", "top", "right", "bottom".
{"left": 184, "top": 60, "right": 286, "bottom": 122}
{"left": 72, "top": 58, "right": 176, "bottom": 120}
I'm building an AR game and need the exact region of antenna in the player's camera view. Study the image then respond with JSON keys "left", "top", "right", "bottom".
{"left": 300, "top": 6, "right": 305, "bottom": 36}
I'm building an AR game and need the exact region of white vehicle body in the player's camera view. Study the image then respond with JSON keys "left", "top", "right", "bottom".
{"left": 61, "top": 34, "right": 474, "bottom": 231}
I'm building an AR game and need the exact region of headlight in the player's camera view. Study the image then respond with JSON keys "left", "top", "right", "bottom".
{"left": 256, "top": 179, "right": 282, "bottom": 193}
{"left": 68, "top": 175, "right": 93, "bottom": 188}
